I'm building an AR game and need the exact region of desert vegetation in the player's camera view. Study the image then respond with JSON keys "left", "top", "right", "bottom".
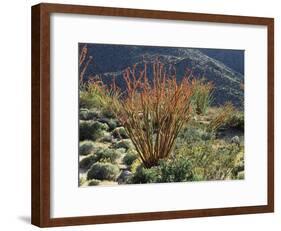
{"left": 78, "top": 44, "right": 244, "bottom": 186}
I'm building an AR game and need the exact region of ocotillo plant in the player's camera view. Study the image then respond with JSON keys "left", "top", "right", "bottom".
{"left": 79, "top": 44, "right": 93, "bottom": 82}
{"left": 111, "top": 61, "right": 193, "bottom": 168}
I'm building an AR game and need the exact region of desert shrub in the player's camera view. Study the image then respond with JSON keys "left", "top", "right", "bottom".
{"left": 94, "top": 148, "right": 121, "bottom": 164}
{"left": 87, "top": 162, "right": 120, "bottom": 181}
{"left": 101, "top": 107, "right": 116, "bottom": 119}
{"left": 227, "top": 111, "right": 244, "bottom": 130}
{"left": 117, "top": 170, "right": 133, "bottom": 184}
{"left": 79, "top": 121, "right": 108, "bottom": 141}
{"left": 107, "top": 119, "right": 117, "bottom": 131}
{"left": 99, "top": 134, "right": 113, "bottom": 143}
{"left": 112, "top": 127, "right": 129, "bottom": 139}
{"left": 80, "top": 78, "right": 112, "bottom": 109}
{"left": 178, "top": 126, "right": 214, "bottom": 145}
{"left": 123, "top": 149, "right": 138, "bottom": 166}
{"left": 191, "top": 79, "right": 213, "bottom": 115}
{"left": 130, "top": 159, "right": 142, "bottom": 173}
{"left": 80, "top": 89, "right": 103, "bottom": 109}
{"left": 129, "top": 165, "right": 160, "bottom": 184}
{"left": 79, "top": 108, "right": 89, "bottom": 120}
{"left": 79, "top": 140, "right": 95, "bottom": 155}
{"left": 88, "top": 179, "right": 101, "bottom": 186}
{"left": 80, "top": 148, "right": 121, "bottom": 169}
{"left": 237, "top": 171, "right": 244, "bottom": 180}
{"left": 176, "top": 141, "right": 241, "bottom": 180}
{"left": 79, "top": 155, "right": 96, "bottom": 170}
{"left": 79, "top": 177, "right": 87, "bottom": 186}
{"left": 79, "top": 108, "right": 100, "bottom": 120}
{"left": 157, "top": 155, "right": 193, "bottom": 183}
{"left": 207, "top": 102, "right": 235, "bottom": 132}
{"left": 129, "top": 154, "right": 194, "bottom": 184}
{"left": 232, "top": 160, "right": 244, "bottom": 177}
{"left": 113, "top": 139, "right": 133, "bottom": 150}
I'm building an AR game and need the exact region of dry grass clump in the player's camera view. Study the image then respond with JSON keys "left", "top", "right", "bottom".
{"left": 207, "top": 102, "right": 235, "bottom": 132}
{"left": 191, "top": 78, "right": 213, "bottom": 115}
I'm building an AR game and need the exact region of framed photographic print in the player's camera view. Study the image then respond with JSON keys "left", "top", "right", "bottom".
{"left": 31, "top": 3, "right": 274, "bottom": 227}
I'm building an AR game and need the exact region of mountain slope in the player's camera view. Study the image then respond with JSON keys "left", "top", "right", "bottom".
{"left": 80, "top": 44, "right": 244, "bottom": 108}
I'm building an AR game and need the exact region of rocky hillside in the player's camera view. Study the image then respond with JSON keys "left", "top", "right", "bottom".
{"left": 80, "top": 43, "right": 244, "bottom": 108}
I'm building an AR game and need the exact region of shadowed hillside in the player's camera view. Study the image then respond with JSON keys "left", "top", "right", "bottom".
{"left": 80, "top": 44, "right": 244, "bottom": 108}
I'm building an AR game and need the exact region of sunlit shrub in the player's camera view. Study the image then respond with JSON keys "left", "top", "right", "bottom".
{"left": 95, "top": 148, "right": 122, "bottom": 164}
{"left": 227, "top": 111, "right": 244, "bottom": 130}
{"left": 178, "top": 126, "right": 214, "bottom": 145}
{"left": 79, "top": 108, "right": 89, "bottom": 120}
{"left": 88, "top": 179, "right": 101, "bottom": 186}
{"left": 101, "top": 107, "right": 116, "bottom": 119}
{"left": 80, "top": 89, "right": 103, "bottom": 109}
{"left": 123, "top": 149, "right": 138, "bottom": 166}
{"left": 176, "top": 141, "right": 241, "bottom": 180}
{"left": 79, "top": 176, "right": 87, "bottom": 186}
{"left": 87, "top": 162, "right": 120, "bottom": 181}
{"left": 207, "top": 102, "right": 235, "bottom": 132}
{"left": 79, "top": 140, "right": 95, "bottom": 155}
{"left": 107, "top": 119, "right": 118, "bottom": 131}
{"left": 129, "top": 154, "right": 194, "bottom": 184}
{"left": 191, "top": 79, "right": 213, "bottom": 115}
{"left": 112, "top": 139, "right": 134, "bottom": 150}
{"left": 237, "top": 171, "right": 244, "bottom": 180}
{"left": 157, "top": 155, "right": 193, "bottom": 183}
{"left": 79, "top": 155, "right": 95, "bottom": 170}
{"left": 130, "top": 159, "right": 142, "bottom": 173}
{"left": 129, "top": 165, "right": 160, "bottom": 184}
{"left": 112, "top": 127, "right": 129, "bottom": 139}
{"left": 79, "top": 121, "right": 108, "bottom": 141}
{"left": 79, "top": 108, "right": 100, "bottom": 120}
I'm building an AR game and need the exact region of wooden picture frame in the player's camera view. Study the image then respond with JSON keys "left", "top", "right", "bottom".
{"left": 32, "top": 3, "right": 274, "bottom": 227}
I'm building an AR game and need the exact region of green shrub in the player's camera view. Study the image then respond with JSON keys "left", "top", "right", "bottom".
{"left": 99, "top": 134, "right": 113, "bottom": 143}
{"left": 79, "top": 177, "right": 87, "bottom": 186}
{"left": 232, "top": 160, "right": 244, "bottom": 177}
{"left": 87, "top": 162, "right": 120, "bottom": 181}
{"left": 176, "top": 141, "right": 241, "bottom": 180}
{"left": 80, "top": 148, "right": 121, "bottom": 169}
{"left": 113, "top": 139, "right": 133, "bottom": 150}
{"left": 130, "top": 155, "right": 193, "bottom": 184}
{"left": 191, "top": 79, "right": 213, "bottom": 115}
{"left": 130, "top": 159, "right": 142, "bottom": 173}
{"left": 79, "top": 140, "right": 95, "bottom": 155}
{"left": 112, "top": 127, "right": 129, "bottom": 139}
{"left": 227, "top": 111, "right": 244, "bottom": 130}
{"left": 80, "top": 108, "right": 100, "bottom": 120}
{"left": 129, "top": 165, "right": 160, "bottom": 184}
{"left": 157, "top": 155, "right": 193, "bottom": 183}
{"left": 79, "top": 108, "right": 89, "bottom": 120}
{"left": 79, "top": 121, "right": 109, "bottom": 141}
{"left": 101, "top": 107, "right": 116, "bottom": 119}
{"left": 88, "top": 179, "right": 101, "bottom": 186}
{"left": 178, "top": 126, "right": 214, "bottom": 145}
{"left": 95, "top": 148, "right": 121, "bottom": 164}
{"left": 80, "top": 90, "right": 102, "bottom": 109}
{"left": 123, "top": 149, "right": 138, "bottom": 166}
{"left": 107, "top": 119, "right": 117, "bottom": 131}
{"left": 237, "top": 171, "right": 244, "bottom": 180}
{"left": 207, "top": 103, "right": 235, "bottom": 132}
{"left": 79, "top": 155, "right": 96, "bottom": 170}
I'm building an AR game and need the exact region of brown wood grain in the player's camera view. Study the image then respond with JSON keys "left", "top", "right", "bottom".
{"left": 31, "top": 3, "right": 274, "bottom": 227}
